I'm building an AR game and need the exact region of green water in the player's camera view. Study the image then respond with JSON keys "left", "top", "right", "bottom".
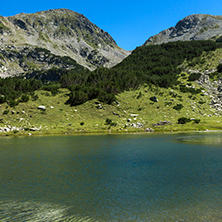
{"left": 0, "top": 133, "right": 222, "bottom": 221}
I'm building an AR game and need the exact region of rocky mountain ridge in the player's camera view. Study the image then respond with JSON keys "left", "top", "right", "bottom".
{"left": 144, "top": 14, "right": 222, "bottom": 45}
{"left": 0, "top": 9, "right": 130, "bottom": 77}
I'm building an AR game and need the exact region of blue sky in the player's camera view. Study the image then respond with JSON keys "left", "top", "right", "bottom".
{"left": 1, "top": 0, "right": 222, "bottom": 50}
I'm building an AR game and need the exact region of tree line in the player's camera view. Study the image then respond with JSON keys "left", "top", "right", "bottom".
{"left": 0, "top": 77, "right": 42, "bottom": 106}
{"left": 61, "top": 40, "right": 222, "bottom": 105}
{"left": 1, "top": 40, "right": 222, "bottom": 107}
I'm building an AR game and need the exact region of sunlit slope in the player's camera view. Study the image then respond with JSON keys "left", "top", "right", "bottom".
{"left": 1, "top": 41, "right": 222, "bottom": 134}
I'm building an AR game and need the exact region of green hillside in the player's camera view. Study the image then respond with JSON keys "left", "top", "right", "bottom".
{"left": 1, "top": 40, "right": 222, "bottom": 135}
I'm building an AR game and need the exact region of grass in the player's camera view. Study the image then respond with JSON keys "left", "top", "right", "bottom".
{"left": 38, "top": 31, "right": 52, "bottom": 44}
{"left": 0, "top": 81, "right": 221, "bottom": 136}
{"left": 181, "top": 48, "right": 222, "bottom": 72}
{"left": 0, "top": 20, "right": 10, "bottom": 31}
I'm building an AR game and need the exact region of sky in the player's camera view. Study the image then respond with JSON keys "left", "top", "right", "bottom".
{"left": 0, "top": 0, "right": 222, "bottom": 50}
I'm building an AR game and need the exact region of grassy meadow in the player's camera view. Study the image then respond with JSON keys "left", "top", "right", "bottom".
{"left": 0, "top": 82, "right": 221, "bottom": 136}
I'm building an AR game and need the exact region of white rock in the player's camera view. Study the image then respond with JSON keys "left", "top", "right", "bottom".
{"left": 38, "top": 105, "right": 46, "bottom": 110}
{"left": 130, "top": 114, "right": 139, "bottom": 117}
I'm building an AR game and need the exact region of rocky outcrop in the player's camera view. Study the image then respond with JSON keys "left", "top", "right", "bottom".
{"left": 0, "top": 9, "right": 130, "bottom": 77}
{"left": 0, "top": 45, "right": 86, "bottom": 77}
{"left": 144, "top": 14, "right": 222, "bottom": 45}
{"left": 195, "top": 69, "right": 222, "bottom": 112}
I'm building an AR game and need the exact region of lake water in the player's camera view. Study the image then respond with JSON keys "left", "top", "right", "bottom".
{"left": 0, "top": 133, "right": 222, "bottom": 221}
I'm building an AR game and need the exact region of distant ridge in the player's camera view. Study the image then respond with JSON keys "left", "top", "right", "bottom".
{"left": 144, "top": 14, "right": 222, "bottom": 46}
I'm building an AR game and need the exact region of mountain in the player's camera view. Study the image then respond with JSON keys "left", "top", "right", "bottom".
{"left": 1, "top": 12, "right": 222, "bottom": 134}
{"left": 144, "top": 14, "right": 222, "bottom": 46}
{"left": 0, "top": 9, "right": 130, "bottom": 77}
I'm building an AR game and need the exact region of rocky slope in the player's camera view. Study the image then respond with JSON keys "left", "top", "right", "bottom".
{"left": 0, "top": 9, "right": 130, "bottom": 77}
{"left": 144, "top": 14, "right": 222, "bottom": 45}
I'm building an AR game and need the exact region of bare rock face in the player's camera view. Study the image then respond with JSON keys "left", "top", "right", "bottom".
{"left": 144, "top": 14, "right": 222, "bottom": 46}
{"left": 0, "top": 9, "right": 130, "bottom": 77}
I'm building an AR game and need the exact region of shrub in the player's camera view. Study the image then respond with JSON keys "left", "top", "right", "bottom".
{"left": 110, "top": 122, "right": 117, "bottom": 126}
{"left": 32, "top": 94, "right": 39, "bottom": 101}
{"left": 42, "top": 83, "right": 60, "bottom": 95}
{"left": 193, "top": 119, "right": 201, "bottom": 124}
{"left": 173, "top": 104, "right": 183, "bottom": 111}
{"left": 3, "top": 110, "right": 9, "bottom": 115}
{"left": 105, "top": 118, "right": 112, "bottom": 125}
{"left": 51, "top": 89, "right": 58, "bottom": 96}
{"left": 178, "top": 117, "right": 191, "bottom": 124}
{"left": 209, "top": 72, "right": 221, "bottom": 80}
{"left": 169, "top": 91, "right": 178, "bottom": 98}
{"left": 179, "top": 84, "right": 202, "bottom": 94}
{"left": 165, "top": 101, "right": 172, "bottom": 106}
{"left": 45, "top": 92, "right": 50, "bottom": 96}
{"left": 80, "top": 122, "right": 84, "bottom": 126}
{"left": 188, "top": 73, "right": 201, "bottom": 81}
{"left": 217, "top": 63, "right": 222, "bottom": 72}
{"left": 105, "top": 118, "right": 117, "bottom": 127}
{"left": 98, "top": 92, "right": 116, "bottom": 104}
{"left": 8, "top": 99, "right": 19, "bottom": 107}
{"left": 0, "top": 95, "right": 6, "bottom": 104}
{"left": 20, "top": 94, "right": 29, "bottom": 102}
{"left": 136, "top": 91, "right": 142, "bottom": 99}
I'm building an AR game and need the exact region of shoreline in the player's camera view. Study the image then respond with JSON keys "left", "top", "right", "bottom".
{"left": 1, "top": 127, "right": 222, "bottom": 137}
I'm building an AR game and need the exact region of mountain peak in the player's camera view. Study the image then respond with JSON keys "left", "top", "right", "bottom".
{"left": 0, "top": 9, "right": 129, "bottom": 76}
{"left": 143, "top": 14, "right": 222, "bottom": 46}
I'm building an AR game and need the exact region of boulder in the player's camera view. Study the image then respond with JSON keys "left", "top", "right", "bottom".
{"left": 130, "top": 114, "right": 139, "bottom": 117}
{"left": 153, "top": 121, "right": 171, "bottom": 126}
{"left": 218, "top": 85, "right": 222, "bottom": 92}
{"left": 38, "top": 105, "right": 46, "bottom": 110}
{"left": 145, "top": 128, "right": 154, "bottom": 132}
{"left": 29, "top": 127, "right": 40, "bottom": 131}
{"left": 4, "top": 127, "right": 10, "bottom": 132}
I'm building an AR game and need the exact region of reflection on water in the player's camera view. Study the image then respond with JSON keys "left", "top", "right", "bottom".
{"left": 0, "top": 134, "right": 222, "bottom": 221}
{"left": 1, "top": 199, "right": 222, "bottom": 222}
{"left": 175, "top": 132, "right": 222, "bottom": 145}
{"left": 0, "top": 200, "right": 97, "bottom": 222}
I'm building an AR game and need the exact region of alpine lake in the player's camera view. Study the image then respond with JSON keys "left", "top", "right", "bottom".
{"left": 0, "top": 132, "right": 222, "bottom": 221}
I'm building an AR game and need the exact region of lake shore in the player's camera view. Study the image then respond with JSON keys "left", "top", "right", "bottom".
{"left": 1, "top": 124, "right": 222, "bottom": 137}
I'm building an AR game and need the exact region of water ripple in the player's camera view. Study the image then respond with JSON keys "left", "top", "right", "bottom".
{"left": 0, "top": 200, "right": 98, "bottom": 222}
